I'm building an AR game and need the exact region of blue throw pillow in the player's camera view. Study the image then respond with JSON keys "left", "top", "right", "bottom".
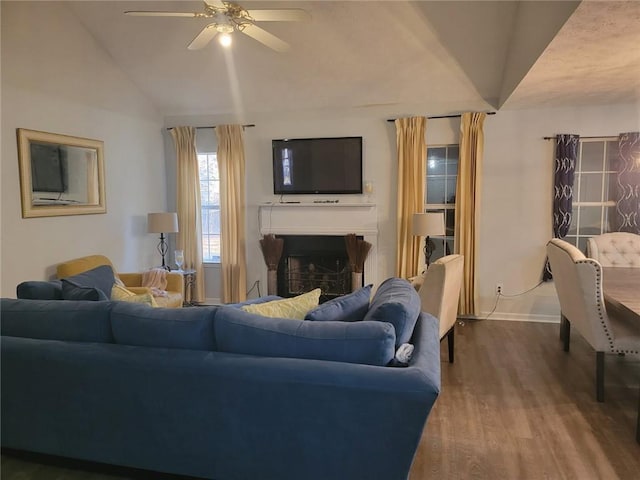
{"left": 215, "top": 306, "right": 396, "bottom": 366}
{"left": 305, "top": 285, "right": 372, "bottom": 322}
{"left": 363, "top": 278, "right": 421, "bottom": 347}
{"left": 61, "top": 264, "right": 115, "bottom": 299}
{"left": 61, "top": 280, "right": 109, "bottom": 301}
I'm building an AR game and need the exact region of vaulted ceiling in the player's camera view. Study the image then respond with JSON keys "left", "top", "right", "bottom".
{"left": 62, "top": 1, "right": 640, "bottom": 118}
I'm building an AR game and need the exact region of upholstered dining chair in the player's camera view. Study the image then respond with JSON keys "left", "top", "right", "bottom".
{"left": 56, "top": 255, "right": 184, "bottom": 308}
{"left": 415, "top": 254, "right": 464, "bottom": 363}
{"left": 546, "top": 238, "right": 640, "bottom": 402}
{"left": 586, "top": 232, "right": 640, "bottom": 268}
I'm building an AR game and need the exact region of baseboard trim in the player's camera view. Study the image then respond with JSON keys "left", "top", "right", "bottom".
{"left": 477, "top": 312, "right": 560, "bottom": 323}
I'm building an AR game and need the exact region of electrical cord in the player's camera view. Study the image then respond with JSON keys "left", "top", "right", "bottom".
{"left": 483, "top": 280, "right": 544, "bottom": 320}
{"left": 498, "top": 281, "right": 544, "bottom": 298}
{"left": 246, "top": 280, "right": 261, "bottom": 298}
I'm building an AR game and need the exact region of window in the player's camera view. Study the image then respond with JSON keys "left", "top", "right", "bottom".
{"left": 564, "top": 139, "right": 618, "bottom": 252}
{"left": 424, "top": 145, "right": 459, "bottom": 261}
{"left": 198, "top": 153, "right": 221, "bottom": 263}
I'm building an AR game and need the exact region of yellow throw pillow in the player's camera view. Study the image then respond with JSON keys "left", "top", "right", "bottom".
{"left": 241, "top": 289, "right": 321, "bottom": 320}
{"left": 111, "top": 284, "right": 158, "bottom": 307}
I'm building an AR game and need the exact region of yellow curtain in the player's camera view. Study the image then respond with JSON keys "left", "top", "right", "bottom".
{"left": 216, "top": 125, "right": 247, "bottom": 303}
{"left": 395, "top": 117, "right": 427, "bottom": 278}
{"left": 170, "top": 126, "right": 205, "bottom": 302}
{"left": 455, "top": 112, "right": 486, "bottom": 316}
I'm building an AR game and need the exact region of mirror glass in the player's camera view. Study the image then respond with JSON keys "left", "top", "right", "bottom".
{"left": 17, "top": 128, "right": 106, "bottom": 218}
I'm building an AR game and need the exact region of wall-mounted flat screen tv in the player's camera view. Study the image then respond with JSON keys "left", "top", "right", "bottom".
{"left": 272, "top": 136, "right": 363, "bottom": 195}
{"left": 30, "top": 142, "right": 68, "bottom": 193}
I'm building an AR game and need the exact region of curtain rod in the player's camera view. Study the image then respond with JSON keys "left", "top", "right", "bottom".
{"left": 543, "top": 135, "right": 617, "bottom": 140}
{"left": 386, "top": 112, "right": 496, "bottom": 122}
{"left": 166, "top": 124, "right": 255, "bottom": 131}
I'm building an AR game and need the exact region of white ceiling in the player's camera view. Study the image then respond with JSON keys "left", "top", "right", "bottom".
{"left": 64, "top": 0, "right": 640, "bottom": 119}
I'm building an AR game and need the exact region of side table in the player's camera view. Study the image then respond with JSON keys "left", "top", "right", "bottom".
{"left": 175, "top": 269, "right": 196, "bottom": 306}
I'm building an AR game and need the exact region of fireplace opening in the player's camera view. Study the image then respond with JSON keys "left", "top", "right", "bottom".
{"left": 276, "top": 235, "right": 363, "bottom": 303}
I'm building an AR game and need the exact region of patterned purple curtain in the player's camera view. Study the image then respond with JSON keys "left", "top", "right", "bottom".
{"left": 543, "top": 134, "right": 579, "bottom": 281}
{"left": 615, "top": 132, "right": 640, "bottom": 234}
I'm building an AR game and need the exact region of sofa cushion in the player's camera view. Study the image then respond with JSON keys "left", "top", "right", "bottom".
{"left": 215, "top": 306, "right": 396, "bottom": 366}
{"left": 60, "top": 264, "right": 115, "bottom": 299}
{"left": 61, "top": 280, "right": 110, "bottom": 301}
{"left": 305, "top": 285, "right": 372, "bottom": 322}
{"left": 16, "top": 280, "right": 63, "bottom": 300}
{"left": 241, "top": 289, "right": 321, "bottom": 320}
{"left": 0, "top": 298, "right": 113, "bottom": 343}
{"left": 363, "top": 277, "right": 421, "bottom": 347}
{"left": 110, "top": 302, "right": 218, "bottom": 351}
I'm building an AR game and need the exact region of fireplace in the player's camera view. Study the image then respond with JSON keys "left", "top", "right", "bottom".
{"left": 259, "top": 202, "right": 379, "bottom": 294}
{"left": 276, "top": 235, "right": 362, "bottom": 302}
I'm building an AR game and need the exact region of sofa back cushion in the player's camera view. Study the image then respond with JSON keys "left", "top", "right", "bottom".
{"left": 110, "top": 302, "right": 218, "bottom": 351}
{"left": 1, "top": 299, "right": 113, "bottom": 343}
{"left": 305, "top": 285, "right": 372, "bottom": 322}
{"left": 363, "top": 278, "right": 421, "bottom": 346}
{"left": 215, "top": 306, "right": 396, "bottom": 366}
{"left": 16, "top": 280, "right": 63, "bottom": 300}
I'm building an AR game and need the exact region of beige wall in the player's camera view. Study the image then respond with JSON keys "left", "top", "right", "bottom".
{"left": 168, "top": 102, "right": 639, "bottom": 319}
{"left": 1, "top": 2, "right": 166, "bottom": 296}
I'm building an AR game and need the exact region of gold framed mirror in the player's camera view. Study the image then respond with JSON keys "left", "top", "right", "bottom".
{"left": 17, "top": 128, "right": 106, "bottom": 218}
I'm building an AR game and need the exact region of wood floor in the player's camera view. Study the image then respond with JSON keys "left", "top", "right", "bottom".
{"left": 3, "top": 319, "right": 639, "bottom": 480}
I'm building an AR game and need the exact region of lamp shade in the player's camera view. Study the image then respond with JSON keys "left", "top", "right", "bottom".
{"left": 412, "top": 212, "right": 445, "bottom": 237}
{"left": 147, "top": 212, "right": 178, "bottom": 233}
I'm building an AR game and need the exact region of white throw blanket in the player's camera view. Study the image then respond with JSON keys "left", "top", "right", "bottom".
{"left": 141, "top": 268, "right": 169, "bottom": 297}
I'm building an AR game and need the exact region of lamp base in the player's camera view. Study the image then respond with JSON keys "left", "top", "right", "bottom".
{"left": 424, "top": 236, "right": 436, "bottom": 267}
{"left": 157, "top": 233, "right": 171, "bottom": 271}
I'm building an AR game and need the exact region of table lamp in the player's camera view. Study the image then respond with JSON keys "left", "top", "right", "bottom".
{"left": 147, "top": 212, "right": 179, "bottom": 270}
{"left": 412, "top": 212, "right": 445, "bottom": 267}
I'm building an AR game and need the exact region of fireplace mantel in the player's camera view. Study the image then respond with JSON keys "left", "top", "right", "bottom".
{"left": 258, "top": 203, "right": 379, "bottom": 286}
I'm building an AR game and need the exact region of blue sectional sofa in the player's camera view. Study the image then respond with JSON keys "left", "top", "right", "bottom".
{"left": 1, "top": 279, "right": 441, "bottom": 480}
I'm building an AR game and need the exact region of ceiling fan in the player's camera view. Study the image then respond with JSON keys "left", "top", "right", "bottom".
{"left": 124, "top": 0, "right": 310, "bottom": 52}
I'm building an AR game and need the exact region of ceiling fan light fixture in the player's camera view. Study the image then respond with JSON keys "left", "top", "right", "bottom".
{"left": 219, "top": 32, "right": 232, "bottom": 47}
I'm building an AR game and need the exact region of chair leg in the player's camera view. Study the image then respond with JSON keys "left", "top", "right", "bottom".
{"left": 636, "top": 387, "right": 640, "bottom": 444}
{"left": 596, "top": 351, "right": 605, "bottom": 403}
{"left": 559, "top": 313, "right": 566, "bottom": 341}
{"left": 446, "top": 326, "right": 455, "bottom": 364}
{"left": 561, "top": 316, "right": 570, "bottom": 352}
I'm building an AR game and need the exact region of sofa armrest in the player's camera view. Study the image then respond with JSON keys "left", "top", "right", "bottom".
{"left": 166, "top": 272, "right": 184, "bottom": 296}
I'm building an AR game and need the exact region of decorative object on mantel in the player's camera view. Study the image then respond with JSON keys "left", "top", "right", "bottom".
{"left": 259, "top": 234, "right": 284, "bottom": 295}
{"left": 412, "top": 212, "right": 445, "bottom": 267}
{"left": 147, "top": 212, "right": 179, "bottom": 271}
{"left": 345, "top": 234, "right": 372, "bottom": 291}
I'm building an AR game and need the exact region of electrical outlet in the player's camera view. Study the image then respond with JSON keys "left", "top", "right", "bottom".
{"left": 495, "top": 283, "right": 504, "bottom": 295}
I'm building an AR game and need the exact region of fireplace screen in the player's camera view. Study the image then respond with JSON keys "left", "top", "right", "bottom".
{"left": 285, "top": 256, "right": 351, "bottom": 301}
{"left": 276, "top": 235, "right": 360, "bottom": 302}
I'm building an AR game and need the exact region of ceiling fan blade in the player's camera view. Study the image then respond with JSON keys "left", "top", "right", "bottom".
{"left": 188, "top": 24, "right": 219, "bottom": 50}
{"left": 124, "top": 11, "right": 198, "bottom": 17}
{"left": 247, "top": 9, "right": 310, "bottom": 22}
{"left": 242, "top": 24, "right": 290, "bottom": 52}
{"left": 204, "top": 0, "right": 226, "bottom": 8}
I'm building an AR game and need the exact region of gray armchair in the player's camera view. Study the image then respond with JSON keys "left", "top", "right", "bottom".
{"left": 416, "top": 254, "right": 464, "bottom": 363}
{"left": 546, "top": 238, "right": 640, "bottom": 402}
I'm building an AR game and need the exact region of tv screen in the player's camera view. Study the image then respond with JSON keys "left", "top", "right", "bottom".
{"left": 272, "top": 137, "right": 363, "bottom": 195}
{"left": 30, "top": 142, "right": 68, "bottom": 193}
